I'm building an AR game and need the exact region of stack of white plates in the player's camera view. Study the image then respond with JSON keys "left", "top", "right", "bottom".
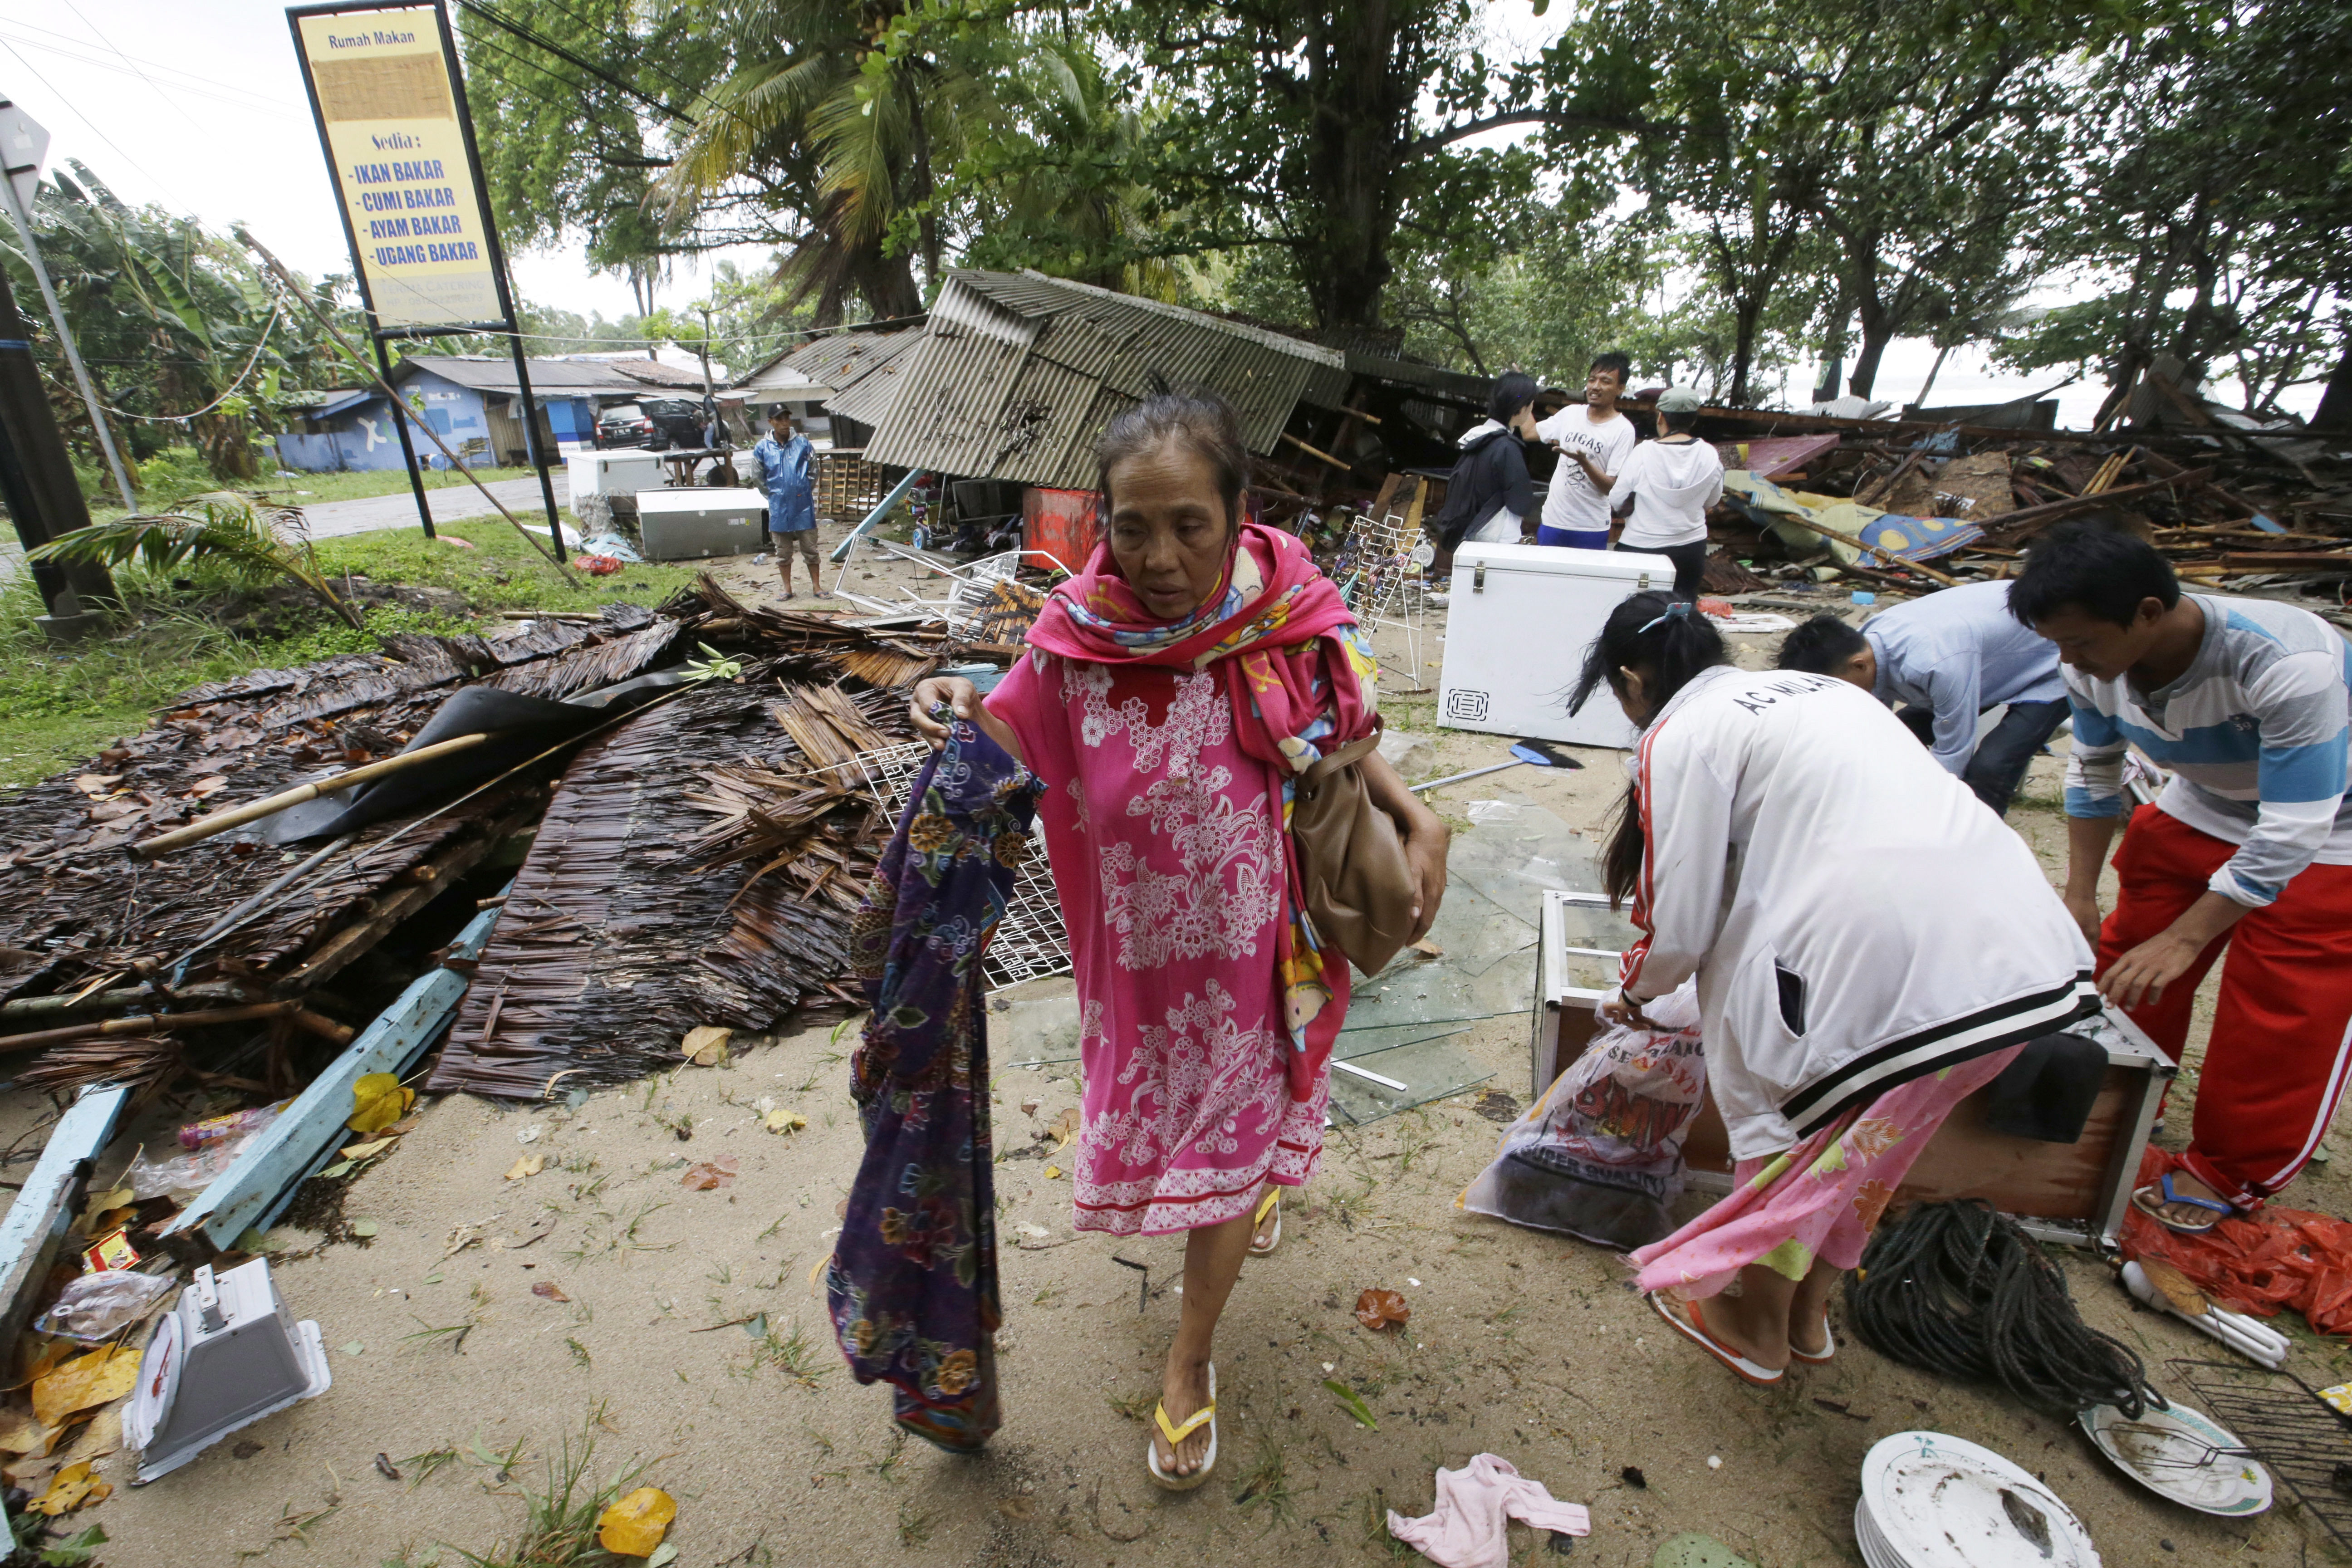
{"left": 1856, "top": 1431, "right": 2101, "bottom": 1567}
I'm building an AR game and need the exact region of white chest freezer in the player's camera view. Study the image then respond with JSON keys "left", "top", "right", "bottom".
{"left": 565, "top": 449, "right": 665, "bottom": 498}
{"left": 634, "top": 486, "right": 768, "bottom": 560}
{"left": 1437, "top": 542, "right": 1674, "bottom": 749}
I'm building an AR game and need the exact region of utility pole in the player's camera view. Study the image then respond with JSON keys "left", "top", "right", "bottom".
{"left": 696, "top": 303, "right": 724, "bottom": 480}
{"left": 0, "top": 97, "right": 137, "bottom": 513}
{"left": 0, "top": 262, "right": 114, "bottom": 639}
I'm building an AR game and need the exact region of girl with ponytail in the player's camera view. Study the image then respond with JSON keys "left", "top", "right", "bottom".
{"left": 1571, "top": 594, "right": 2097, "bottom": 1385}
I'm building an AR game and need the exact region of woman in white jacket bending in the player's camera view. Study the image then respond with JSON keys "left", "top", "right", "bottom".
{"left": 1574, "top": 593, "right": 2097, "bottom": 1384}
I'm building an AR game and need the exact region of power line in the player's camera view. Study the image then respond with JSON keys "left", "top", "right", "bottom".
{"left": 2, "top": 25, "right": 303, "bottom": 119}
{"left": 0, "top": 39, "right": 174, "bottom": 194}
{"left": 59, "top": 0, "right": 209, "bottom": 137}
{"left": 453, "top": 0, "right": 696, "bottom": 125}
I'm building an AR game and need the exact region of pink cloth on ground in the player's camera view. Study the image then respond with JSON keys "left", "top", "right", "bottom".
{"left": 987, "top": 649, "right": 1335, "bottom": 1236}
{"left": 1386, "top": 1453, "right": 1591, "bottom": 1568}
{"left": 1630, "top": 1044, "right": 2025, "bottom": 1298}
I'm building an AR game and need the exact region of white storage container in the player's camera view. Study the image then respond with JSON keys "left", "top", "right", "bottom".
{"left": 1437, "top": 542, "right": 1675, "bottom": 749}
{"left": 635, "top": 487, "right": 768, "bottom": 561}
{"left": 565, "top": 449, "right": 665, "bottom": 499}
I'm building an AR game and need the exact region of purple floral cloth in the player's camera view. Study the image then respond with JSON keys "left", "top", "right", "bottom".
{"left": 826, "top": 720, "right": 1039, "bottom": 1452}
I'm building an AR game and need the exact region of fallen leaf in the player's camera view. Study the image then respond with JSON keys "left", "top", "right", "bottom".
{"left": 531, "top": 1282, "right": 569, "bottom": 1303}
{"left": 348, "top": 1073, "right": 413, "bottom": 1136}
{"left": 683, "top": 1026, "right": 732, "bottom": 1068}
{"left": 1354, "top": 1288, "right": 1410, "bottom": 1333}
{"left": 681, "top": 1158, "right": 738, "bottom": 1192}
{"left": 76, "top": 1188, "right": 133, "bottom": 1235}
{"left": 762, "top": 1109, "right": 806, "bottom": 1135}
{"left": 1014, "top": 1223, "right": 1050, "bottom": 1240}
{"left": 1020, "top": 1100, "right": 1039, "bottom": 1117}
{"left": 338, "top": 1137, "right": 395, "bottom": 1161}
{"left": 1046, "top": 1107, "right": 1079, "bottom": 1146}
{"left": 515, "top": 1125, "right": 544, "bottom": 1144}
{"left": 505, "top": 1155, "right": 545, "bottom": 1181}
{"left": 998, "top": 1496, "right": 1036, "bottom": 1520}
{"left": 646, "top": 1544, "right": 679, "bottom": 1568}
{"left": 0, "top": 1408, "right": 57, "bottom": 1456}
{"left": 1041, "top": 1165, "right": 1062, "bottom": 1181}
{"left": 348, "top": 1219, "right": 380, "bottom": 1238}
{"left": 2139, "top": 1257, "right": 2208, "bottom": 1317}
{"left": 317, "top": 1161, "right": 354, "bottom": 1180}
{"left": 342, "top": 1342, "right": 365, "bottom": 1356}
{"left": 57, "top": 1407, "right": 120, "bottom": 1465}
{"left": 32, "top": 1348, "right": 139, "bottom": 1428}
{"left": 188, "top": 776, "right": 230, "bottom": 798}
{"left": 28, "top": 1460, "right": 107, "bottom": 1516}
{"left": 1409, "top": 938, "right": 1445, "bottom": 959}
{"left": 374, "top": 1452, "right": 400, "bottom": 1481}
{"left": 71, "top": 776, "right": 120, "bottom": 797}
{"left": 596, "top": 1485, "right": 676, "bottom": 1555}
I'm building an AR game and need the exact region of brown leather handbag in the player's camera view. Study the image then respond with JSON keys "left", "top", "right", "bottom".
{"left": 1290, "top": 719, "right": 1420, "bottom": 976}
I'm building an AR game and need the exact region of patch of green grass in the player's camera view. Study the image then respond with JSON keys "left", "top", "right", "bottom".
{"left": 0, "top": 517, "right": 702, "bottom": 790}
{"left": 1230, "top": 1441, "right": 1300, "bottom": 1527}
{"left": 735, "top": 1318, "right": 831, "bottom": 1390}
{"left": 446, "top": 1423, "right": 648, "bottom": 1568}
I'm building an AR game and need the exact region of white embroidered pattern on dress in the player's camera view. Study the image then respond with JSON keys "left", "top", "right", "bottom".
{"left": 1064, "top": 661, "right": 1279, "bottom": 970}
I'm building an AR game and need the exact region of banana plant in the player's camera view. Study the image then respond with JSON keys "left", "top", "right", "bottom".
{"left": 30, "top": 494, "right": 366, "bottom": 630}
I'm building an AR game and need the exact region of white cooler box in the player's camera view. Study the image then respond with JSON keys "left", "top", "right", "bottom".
{"left": 635, "top": 487, "right": 767, "bottom": 560}
{"left": 565, "top": 449, "right": 665, "bottom": 499}
{"left": 1437, "top": 542, "right": 1674, "bottom": 749}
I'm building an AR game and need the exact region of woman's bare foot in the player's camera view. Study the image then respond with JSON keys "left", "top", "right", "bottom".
{"left": 2141, "top": 1169, "right": 2234, "bottom": 1228}
{"left": 1250, "top": 1187, "right": 1280, "bottom": 1254}
{"left": 1153, "top": 1354, "right": 1213, "bottom": 1478}
{"left": 1684, "top": 1284, "right": 1793, "bottom": 1372}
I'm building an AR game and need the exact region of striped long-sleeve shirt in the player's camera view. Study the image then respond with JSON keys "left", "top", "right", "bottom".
{"left": 2063, "top": 594, "right": 2352, "bottom": 907}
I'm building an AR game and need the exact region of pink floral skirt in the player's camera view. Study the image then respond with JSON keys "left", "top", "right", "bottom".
{"left": 1630, "top": 1046, "right": 2024, "bottom": 1298}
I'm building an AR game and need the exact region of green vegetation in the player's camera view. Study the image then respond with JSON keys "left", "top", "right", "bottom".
{"left": 0, "top": 520, "right": 700, "bottom": 791}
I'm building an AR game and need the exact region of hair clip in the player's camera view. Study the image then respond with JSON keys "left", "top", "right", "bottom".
{"left": 1637, "top": 601, "right": 1691, "bottom": 635}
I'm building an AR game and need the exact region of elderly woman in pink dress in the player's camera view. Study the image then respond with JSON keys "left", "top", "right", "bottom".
{"left": 911, "top": 391, "right": 1448, "bottom": 1488}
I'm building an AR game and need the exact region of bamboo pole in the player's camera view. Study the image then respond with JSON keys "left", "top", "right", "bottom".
{"left": 0, "top": 1001, "right": 353, "bottom": 1057}
{"left": 1280, "top": 431, "right": 1352, "bottom": 470}
{"left": 233, "top": 228, "right": 583, "bottom": 587}
{"left": 131, "top": 734, "right": 489, "bottom": 859}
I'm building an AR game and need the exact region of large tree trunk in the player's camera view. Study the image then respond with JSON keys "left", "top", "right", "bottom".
{"left": 2313, "top": 335, "right": 2352, "bottom": 432}
{"left": 1729, "top": 296, "right": 1763, "bottom": 407}
{"left": 1293, "top": 1, "right": 1413, "bottom": 332}
{"left": 1847, "top": 320, "right": 1893, "bottom": 401}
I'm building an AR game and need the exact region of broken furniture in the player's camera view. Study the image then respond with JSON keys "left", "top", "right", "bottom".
{"left": 1529, "top": 889, "right": 2173, "bottom": 1247}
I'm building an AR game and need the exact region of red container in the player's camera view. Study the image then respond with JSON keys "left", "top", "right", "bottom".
{"left": 1022, "top": 487, "right": 1101, "bottom": 575}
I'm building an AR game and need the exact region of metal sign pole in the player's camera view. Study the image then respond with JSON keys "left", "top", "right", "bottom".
{"left": 433, "top": 0, "right": 562, "bottom": 560}
{"left": 0, "top": 110, "right": 137, "bottom": 514}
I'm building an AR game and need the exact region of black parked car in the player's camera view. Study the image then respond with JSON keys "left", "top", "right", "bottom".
{"left": 597, "top": 398, "right": 706, "bottom": 449}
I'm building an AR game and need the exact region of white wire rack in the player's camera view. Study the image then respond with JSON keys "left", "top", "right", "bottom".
{"left": 942, "top": 549, "right": 1026, "bottom": 641}
{"left": 852, "top": 741, "right": 1073, "bottom": 990}
{"left": 1328, "top": 507, "right": 1432, "bottom": 688}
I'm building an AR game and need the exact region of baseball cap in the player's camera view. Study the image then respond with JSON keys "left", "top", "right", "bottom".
{"left": 1655, "top": 386, "right": 1704, "bottom": 413}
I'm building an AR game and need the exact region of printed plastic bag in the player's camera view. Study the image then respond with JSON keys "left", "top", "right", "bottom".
{"left": 124, "top": 1106, "right": 282, "bottom": 1200}
{"left": 36, "top": 1269, "right": 176, "bottom": 1343}
{"left": 1460, "top": 980, "right": 1705, "bottom": 1249}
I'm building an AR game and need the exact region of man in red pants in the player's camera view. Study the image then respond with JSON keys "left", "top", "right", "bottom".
{"left": 2014, "top": 526, "right": 2352, "bottom": 1230}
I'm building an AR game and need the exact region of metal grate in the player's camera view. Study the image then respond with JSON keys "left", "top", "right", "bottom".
{"left": 853, "top": 742, "right": 1073, "bottom": 990}
{"left": 2170, "top": 1358, "right": 2352, "bottom": 1549}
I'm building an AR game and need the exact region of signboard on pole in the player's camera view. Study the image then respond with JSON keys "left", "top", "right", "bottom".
{"left": 290, "top": 6, "right": 500, "bottom": 329}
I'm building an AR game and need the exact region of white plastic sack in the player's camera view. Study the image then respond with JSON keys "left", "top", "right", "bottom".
{"left": 1460, "top": 980, "right": 1706, "bottom": 1249}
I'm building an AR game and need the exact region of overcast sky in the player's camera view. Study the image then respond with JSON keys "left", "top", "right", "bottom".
{"left": 0, "top": 0, "right": 2316, "bottom": 425}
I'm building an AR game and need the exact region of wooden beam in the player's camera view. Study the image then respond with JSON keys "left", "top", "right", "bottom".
{"left": 1280, "top": 431, "right": 1352, "bottom": 470}
{"left": 1772, "top": 511, "right": 1964, "bottom": 587}
{"left": 132, "top": 733, "right": 490, "bottom": 859}
{"left": 1975, "top": 469, "right": 2212, "bottom": 540}
{"left": 0, "top": 1000, "right": 312, "bottom": 1057}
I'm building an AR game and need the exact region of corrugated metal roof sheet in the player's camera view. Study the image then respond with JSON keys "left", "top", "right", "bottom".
{"left": 862, "top": 271, "right": 1348, "bottom": 488}
{"left": 731, "top": 328, "right": 924, "bottom": 411}
{"left": 395, "top": 355, "right": 635, "bottom": 395}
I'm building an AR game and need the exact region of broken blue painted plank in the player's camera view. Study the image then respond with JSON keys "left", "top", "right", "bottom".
{"left": 162, "top": 900, "right": 507, "bottom": 1254}
{"left": 0, "top": 1084, "right": 131, "bottom": 1348}
{"left": 2250, "top": 513, "right": 2285, "bottom": 534}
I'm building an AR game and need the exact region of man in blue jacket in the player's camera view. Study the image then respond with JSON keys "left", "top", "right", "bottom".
{"left": 753, "top": 407, "right": 825, "bottom": 600}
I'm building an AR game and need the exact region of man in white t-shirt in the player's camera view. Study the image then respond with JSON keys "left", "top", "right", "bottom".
{"left": 1533, "top": 351, "right": 1639, "bottom": 549}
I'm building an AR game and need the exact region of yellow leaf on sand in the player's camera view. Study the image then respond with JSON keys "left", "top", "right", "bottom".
{"left": 762, "top": 1109, "right": 806, "bottom": 1135}
{"left": 684, "top": 1026, "right": 732, "bottom": 1068}
{"left": 505, "top": 1155, "right": 544, "bottom": 1181}
{"left": 29, "top": 1459, "right": 108, "bottom": 1516}
{"left": 338, "top": 1137, "right": 395, "bottom": 1161}
{"left": 1042, "top": 1165, "right": 1062, "bottom": 1181}
{"left": 597, "top": 1485, "right": 676, "bottom": 1555}
{"left": 349, "top": 1073, "right": 413, "bottom": 1136}
{"left": 0, "top": 1408, "right": 58, "bottom": 1456}
{"left": 32, "top": 1348, "right": 140, "bottom": 1429}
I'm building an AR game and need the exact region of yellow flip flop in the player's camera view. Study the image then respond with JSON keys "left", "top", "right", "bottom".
{"left": 1248, "top": 1187, "right": 1281, "bottom": 1258}
{"left": 1145, "top": 1363, "right": 1217, "bottom": 1491}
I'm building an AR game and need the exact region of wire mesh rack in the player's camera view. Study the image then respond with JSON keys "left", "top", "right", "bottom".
{"left": 2170, "top": 1358, "right": 2352, "bottom": 1548}
{"left": 851, "top": 741, "right": 1073, "bottom": 990}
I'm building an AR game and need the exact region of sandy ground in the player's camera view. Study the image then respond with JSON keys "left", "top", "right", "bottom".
{"left": 18, "top": 542, "right": 2352, "bottom": 1567}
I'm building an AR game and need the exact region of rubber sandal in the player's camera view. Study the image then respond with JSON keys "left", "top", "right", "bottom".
{"left": 1248, "top": 1188, "right": 1281, "bottom": 1259}
{"left": 1789, "top": 1312, "right": 1835, "bottom": 1365}
{"left": 1648, "top": 1292, "right": 1784, "bottom": 1386}
{"left": 2132, "top": 1172, "right": 2235, "bottom": 1235}
{"left": 1146, "top": 1363, "right": 1217, "bottom": 1491}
